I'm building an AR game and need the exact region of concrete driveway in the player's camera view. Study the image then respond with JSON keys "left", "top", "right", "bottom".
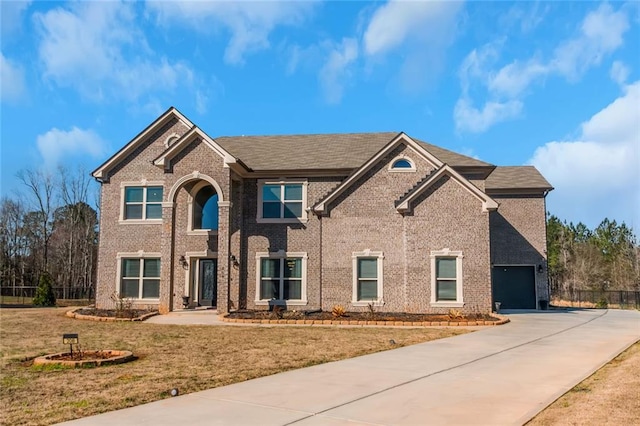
{"left": 60, "top": 309, "right": 639, "bottom": 426}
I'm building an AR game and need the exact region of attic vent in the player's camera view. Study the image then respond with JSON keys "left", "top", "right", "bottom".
{"left": 165, "top": 134, "right": 180, "bottom": 147}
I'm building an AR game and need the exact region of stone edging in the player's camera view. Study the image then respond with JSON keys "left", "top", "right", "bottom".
{"left": 66, "top": 307, "right": 159, "bottom": 322}
{"left": 33, "top": 350, "right": 134, "bottom": 368}
{"left": 221, "top": 313, "right": 509, "bottom": 327}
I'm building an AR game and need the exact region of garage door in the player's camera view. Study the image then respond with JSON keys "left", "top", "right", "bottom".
{"left": 492, "top": 266, "right": 536, "bottom": 309}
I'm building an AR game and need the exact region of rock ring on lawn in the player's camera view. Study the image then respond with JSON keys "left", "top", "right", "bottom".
{"left": 33, "top": 350, "right": 134, "bottom": 368}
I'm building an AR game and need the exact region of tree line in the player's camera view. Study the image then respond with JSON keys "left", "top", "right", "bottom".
{"left": 0, "top": 168, "right": 98, "bottom": 299}
{"left": 547, "top": 215, "right": 639, "bottom": 296}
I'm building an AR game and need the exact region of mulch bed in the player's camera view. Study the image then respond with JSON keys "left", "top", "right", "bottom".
{"left": 68, "top": 308, "right": 158, "bottom": 322}
{"left": 74, "top": 308, "right": 156, "bottom": 319}
{"left": 226, "top": 310, "right": 499, "bottom": 322}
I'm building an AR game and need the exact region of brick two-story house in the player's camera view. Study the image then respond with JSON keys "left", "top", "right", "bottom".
{"left": 92, "top": 107, "right": 553, "bottom": 314}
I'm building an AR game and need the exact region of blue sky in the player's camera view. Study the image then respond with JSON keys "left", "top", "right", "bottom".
{"left": 1, "top": 1, "right": 639, "bottom": 231}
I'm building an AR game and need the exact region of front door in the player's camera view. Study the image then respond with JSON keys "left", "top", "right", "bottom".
{"left": 198, "top": 259, "right": 217, "bottom": 307}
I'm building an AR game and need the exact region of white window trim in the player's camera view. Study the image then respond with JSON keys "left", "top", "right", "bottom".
{"left": 430, "top": 248, "right": 464, "bottom": 308}
{"left": 164, "top": 133, "right": 180, "bottom": 148}
{"left": 388, "top": 155, "right": 416, "bottom": 173}
{"left": 115, "top": 251, "right": 161, "bottom": 302}
{"left": 119, "top": 180, "right": 164, "bottom": 225}
{"left": 257, "top": 179, "right": 308, "bottom": 224}
{"left": 352, "top": 249, "right": 384, "bottom": 307}
{"left": 254, "top": 250, "right": 308, "bottom": 306}
{"left": 186, "top": 180, "right": 219, "bottom": 235}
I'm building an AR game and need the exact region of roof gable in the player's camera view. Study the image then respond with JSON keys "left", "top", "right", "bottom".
{"left": 313, "top": 133, "right": 444, "bottom": 215}
{"left": 152, "top": 126, "right": 236, "bottom": 170}
{"left": 396, "top": 165, "right": 498, "bottom": 213}
{"left": 92, "top": 107, "right": 193, "bottom": 180}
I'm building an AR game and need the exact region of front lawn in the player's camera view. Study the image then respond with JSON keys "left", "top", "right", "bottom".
{"left": 0, "top": 307, "right": 467, "bottom": 425}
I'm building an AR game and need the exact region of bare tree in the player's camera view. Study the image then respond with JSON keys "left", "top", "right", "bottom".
{"left": 16, "top": 169, "right": 57, "bottom": 274}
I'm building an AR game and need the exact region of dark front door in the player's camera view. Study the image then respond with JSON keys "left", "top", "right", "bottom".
{"left": 492, "top": 266, "right": 536, "bottom": 309}
{"left": 198, "top": 259, "right": 217, "bottom": 307}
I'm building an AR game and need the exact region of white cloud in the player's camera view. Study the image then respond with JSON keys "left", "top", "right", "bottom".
{"left": 34, "top": 1, "right": 195, "bottom": 102}
{"left": 146, "top": 1, "right": 316, "bottom": 65}
{"left": 319, "top": 38, "right": 358, "bottom": 104}
{"left": 609, "top": 61, "right": 629, "bottom": 86}
{"left": 455, "top": 3, "right": 631, "bottom": 133}
{"left": 487, "top": 58, "right": 548, "bottom": 98}
{"left": 37, "top": 127, "right": 107, "bottom": 169}
{"left": 362, "top": 0, "right": 463, "bottom": 92}
{"left": 1, "top": 0, "right": 31, "bottom": 37}
{"left": 454, "top": 98, "right": 522, "bottom": 133}
{"left": 0, "top": 52, "right": 26, "bottom": 102}
{"left": 363, "top": 0, "right": 462, "bottom": 56}
{"left": 529, "top": 81, "right": 640, "bottom": 229}
{"left": 550, "top": 3, "right": 629, "bottom": 80}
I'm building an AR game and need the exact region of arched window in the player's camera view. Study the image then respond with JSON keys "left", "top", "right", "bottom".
{"left": 193, "top": 186, "right": 218, "bottom": 230}
{"left": 392, "top": 159, "right": 413, "bottom": 169}
{"left": 165, "top": 134, "right": 180, "bottom": 147}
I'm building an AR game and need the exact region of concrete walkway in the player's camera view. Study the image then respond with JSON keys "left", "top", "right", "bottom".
{"left": 60, "top": 309, "right": 640, "bottom": 426}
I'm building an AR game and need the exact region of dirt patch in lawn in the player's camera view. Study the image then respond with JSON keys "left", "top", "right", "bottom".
{"left": 0, "top": 307, "right": 469, "bottom": 426}
{"left": 527, "top": 341, "right": 640, "bottom": 425}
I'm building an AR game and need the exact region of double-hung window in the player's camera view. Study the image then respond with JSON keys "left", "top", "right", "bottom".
{"left": 256, "top": 252, "right": 307, "bottom": 305}
{"left": 120, "top": 258, "right": 160, "bottom": 299}
{"left": 352, "top": 250, "right": 384, "bottom": 306}
{"left": 258, "top": 180, "right": 307, "bottom": 222}
{"left": 430, "top": 249, "right": 464, "bottom": 307}
{"left": 123, "top": 186, "right": 163, "bottom": 220}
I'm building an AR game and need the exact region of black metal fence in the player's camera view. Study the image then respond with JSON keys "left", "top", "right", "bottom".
{"left": 1, "top": 286, "right": 94, "bottom": 302}
{"left": 553, "top": 289, "right": 640, "bottom": 310}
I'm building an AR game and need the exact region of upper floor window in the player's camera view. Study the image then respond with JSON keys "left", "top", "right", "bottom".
{"left": 193, "top": 186, "right": 219, "bottom": 230}
{"left": 165, "top": 134, "right": 180, "bottom": 147}
{"left": 124, "top": 186, "right": 163, "bottom": 220}
{"left": 389, "top": 156, "right": 416, "bottom": 172}
{"left": 257, "top": 180, "right": 308, "bottom": 223}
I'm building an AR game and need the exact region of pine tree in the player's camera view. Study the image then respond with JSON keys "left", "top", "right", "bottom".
{"left": 33, "top": 272, "right": 56, "bottom": 307}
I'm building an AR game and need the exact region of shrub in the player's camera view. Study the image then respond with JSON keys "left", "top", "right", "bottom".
{"left": 331, "top": 305, "right": 347, "bottom": 318}
{"left": 448, "top": 308, "right": 463, "bottom": 320}
{"left": 33, "top": 273, "right": 56, "bottom": 307}
{"left": 110, "top": 292, "right": 134, "bottom": 318}
{"left": 596, "top": 298, "right": 609, "bottom": 309}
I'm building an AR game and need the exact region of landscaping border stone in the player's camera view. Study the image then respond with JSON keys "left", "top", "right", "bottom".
{"left": 221, "top": 313, "right": 509, "bottom": 327}
{"left": 33, "top": 350, "right": 134, "bottom": 368}
{"left": 66, "top": 307, "right": 159, "bottom": 322}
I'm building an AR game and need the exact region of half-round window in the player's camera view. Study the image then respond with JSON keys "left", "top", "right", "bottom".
{"left": 392, "top": 159, "right": 413, "bottom": 169}
{"left": 193, "top": 186, "right": 219, "bottom": 230}
{"left": 165, "top": 135, "right": 179, "bottom": 147}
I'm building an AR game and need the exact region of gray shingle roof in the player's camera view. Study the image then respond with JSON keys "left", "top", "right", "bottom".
{"left": 215, "top": 132, "right": 493, "bottom": 171}
{"left": 414, "top": 139, "right": 494, "bottom": 167}
{"left": 485, "top": 166, "right": 553, "bottom": 190}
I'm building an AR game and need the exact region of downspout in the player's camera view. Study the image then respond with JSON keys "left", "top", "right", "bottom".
{"left": 543, "top": 191, "right": 550, "bottom": 304}
{"left": 318, "top": 212, "right": 323, "bottom": 312}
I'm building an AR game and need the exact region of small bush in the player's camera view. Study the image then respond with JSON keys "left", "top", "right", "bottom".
{"left": 331, "top": 305, "right": 347, "bottom": 318}
{"left": 448, "top": 308, "right": 463, "bottom": 320}
{"left": 110, "top": 292, "right": 134, "bottom": 318}
{"left": 32, "top": 273, "right": 56, "bottom": 307}
{"left": 596, "top": 298, "right": 609, "bottom": 309}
